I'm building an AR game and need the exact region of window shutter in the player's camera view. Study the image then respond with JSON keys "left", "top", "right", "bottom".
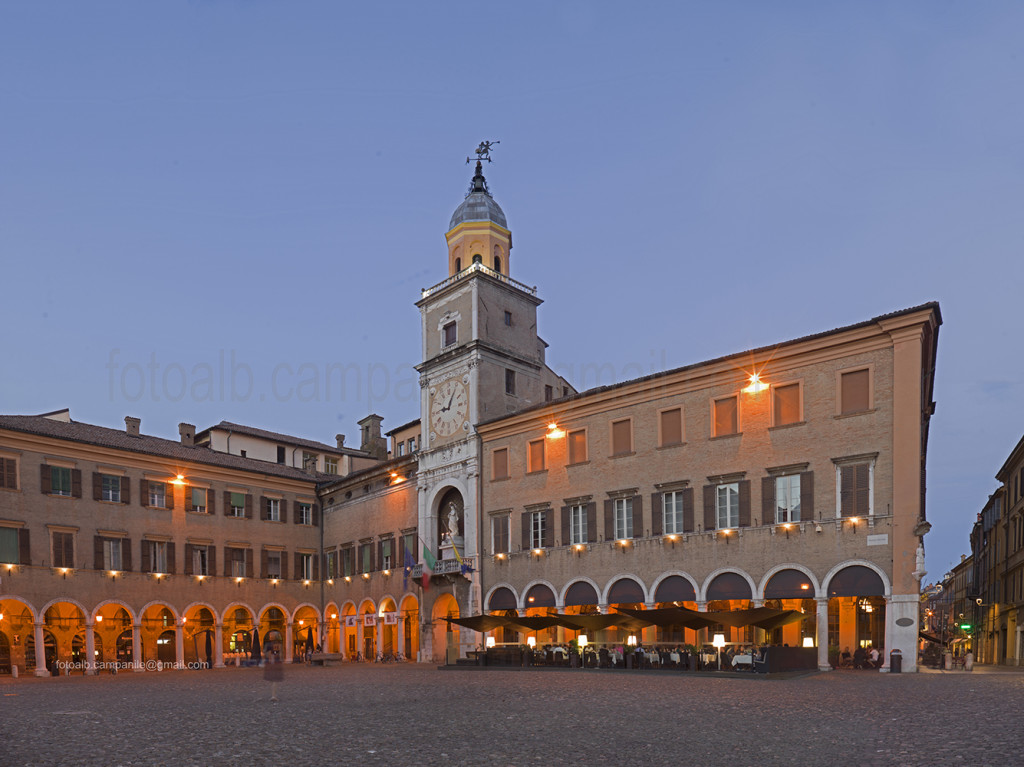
{"left": 650, "top": 493, "right": 663, "bottom": 536}
{"left": 855, "top": 464, "right": 870, "bottom": 516}
{"left": 841, "top": 369, "right": 870, "bottom": 414}
{"left": 93, "top": 472, "right": 102, "bottom": 501}
{"left": 94, "top": 536, "right": 105, "bottom": 570}
{"left": 377, "top": 540, "right": 384, "bottom": 570}
{"left": 208, "top": 547, "right": 216, "bottom": 577}
{"left": 543, "top": 509, "right": 554, "bottom": 548}
{"left": 682, "top": 488, "right": 694, "bottom": 533}
{"left": 604, "top": 500, "right": 614, "bottom": 542}
{"left": 586, "top": 502, "right": 597, "bottom": 543}
{"left": 122, "top": 539, "right": 132, "bottom": 571}
{"left": 184, "top": 544, "right": 194, "bottom": 575}
{"left": 245, "top": 494, "right": 253, "bottom": 520}
{"left": 703, "top": 485, "right": 716, "bottom": 531}
{"left": 738, "top": 481, "right": 751, "bottom": 527}
{"left": 294, "top": 501, "right": 302, "bottom": 525}
{"left": 313, "top": 553, "right": 319, "bottom": 581}
{"left": 294, "top": 552, "right": 302, "bottom": 579}
{"left": 660, "top": 408, "right": 682, "bottom": 446}
{"left": 71, "top": 469, "right": 82, "bottom": 498}
{"left": 259, "top": 497, "right": 267, "bottom": 521}
{"left": 261, "top": 549, "right": 269, "bottom": 578}
{"left": 206, "top": 489, "right": 215, "bottom": 515}
{"left": 40, "top": 465, "right": 51, "bottom": 494}
{"left": 762, "top": 477, "right": 776, "bottom": 525}
{"left": 183, "top": 484, "right": 191, "bottom": 511}
{"left": 631, "top": 495, "right": 643, "bottom": 538}
{"left": 279, "top": 499, "right": 287, "bottom": 524}
{"left": 141, "top": 479, "right": 150, "bottom": 506}
{"left": 224, "top": 492, "right": 233, "bottom": 517}
{"left": 19, "top": 528, "right": 31, "bottom": 566}
{"left": 165, "top": 484, "right": 174, "bottom": 510}
{"left": 560, "top": 505, "right": 570, "bottom": 546}
{"left": 223, "top": 548, "right": 232, "bottom": 577}
{"left": 121, "top": 477, "right": 130, "bottom": 505}
{"left": 313, "top": 504, "right": 320, "bottom": 527}
{"left": 63, "top": 534, "right": 75, "bottom": 567}
{"left": 279, "top": 552, "right": 288, "bottom": 580}
{"left": 2, "top": 458, "right": 15, "bottom": 489}
{"left": 521, "top": 512, "right": 531, "bottom": 551}
{"left": 141, "top": 541, "right": 151, "bottom": 573}
{"left": 840, "top": 466, "right": 854, "bottom": 517}
{"left": 167, "top": 542, "right": 175, "bottom": 574}
{"left": 612, "top": 420, "right": 631, "bottom": 455}
{"left": 246, "top": 549, "right": 254, "bottom": 579}
{"left": 800, "top": 471, "right": 814, "bottom": 522}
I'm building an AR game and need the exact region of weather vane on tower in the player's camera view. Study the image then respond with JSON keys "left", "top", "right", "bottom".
{"left": 467, "top": 140, "right": 499, "bottom": 164}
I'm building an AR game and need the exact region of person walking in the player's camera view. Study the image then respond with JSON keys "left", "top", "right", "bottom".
{"left": 264, "top": 642, "right": 284, "bottom": 702}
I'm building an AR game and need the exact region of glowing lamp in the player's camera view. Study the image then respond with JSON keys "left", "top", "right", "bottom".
{"left": 383, "top": 569, "right": 390, "bottom": 576}
{"left": 713, "top": 633, "right": 726, "bottom": 649}
{"left": 546, "top": 423, "right": 565, "bottom": 439}
{"left": 627, "top": 635, "right": 637, "bottom": 647}
{"left": 486, "top": 637, "right": 496, "bottom": 648}
{"left": 800, "top": 583, "right": 810, "bottom": 590}
{"left": 803, "top": 637, "right": 814, "bottom": 648}
{"left": 299, "top": 620, "right": 304, "bottom": 626}
{"left": 171, "top": 474, "right": 186, "bottom": 486}
{"left": 327, "top": 579, "right": 334, "bottom": 585}
{"left": 578, "top": 635, "right": 588, "bottom": 648}
{"left": 95, "top": 615, "right": 102, "bottom": 622}
{"left": 743, "top": 373, "right": 769, "bottom": 394}
{"left": 533, "top": 548, "right": 542, "bottom": 556}
{"left": 331, "top": 613, "right": 338, "bottom": 620}
{"left": 527, "top": 637, "right": 536, "bottom": 648}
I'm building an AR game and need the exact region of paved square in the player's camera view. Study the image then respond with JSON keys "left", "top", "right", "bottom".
{"left": 2, "top": 666, "right": 1022, "bottom": 766}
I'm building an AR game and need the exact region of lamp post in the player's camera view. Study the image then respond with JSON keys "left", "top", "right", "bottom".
{"left": 713, "top": 633, "right": 726, "bottom": 671}
{"left": 579, "top": 634, "right": 588, "bottom": 670}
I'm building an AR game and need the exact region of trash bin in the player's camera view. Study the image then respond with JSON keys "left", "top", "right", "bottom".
{"left": 889, "top": 649, "right": 902, "bottom": 674}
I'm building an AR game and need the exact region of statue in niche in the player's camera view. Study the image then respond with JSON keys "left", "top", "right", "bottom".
{"left": 446, "top": 502, "right": 462, "bottom": 543}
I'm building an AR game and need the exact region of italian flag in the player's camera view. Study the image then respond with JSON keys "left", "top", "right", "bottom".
{"left": 421, "top": 544, "right": 437, "bottom": 590}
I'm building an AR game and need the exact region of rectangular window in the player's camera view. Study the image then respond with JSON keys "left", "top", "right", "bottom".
{"left": 52, "top": 531, "right": 74, "bottom": 568}
{"left": 0, "top": 457, "right": 18, "bottom": 490}
{"left": 191, "top": 488, "right": 207, "bottom": 513}
{"left": 568, "top": 430, "right": 587, "bottom": 465}
{"left": 839, "top": 463, "right": 871, "bottom": 517}
{"left": 713, "top": 396, "right": 738, "bottom": 437}
{"left": 775, "top": 475, "right": 801, "bottom": 523}
{"left": 840, "top": 369, "right": 870, "bottom": 414}
{"left": 101, "top": 475, "right": 121, "bottom": 502}
{"left": 146, "top": 541, "right": 168, "bottom": 573}
{"left": 149, "top": 482, "right": 166, "bottom": 508}
{"left": 231, "top": 548, "right": 246, "bottom": 578}
{"left": 380, "top": 538, "right": 393, "bottom": 570}
{"left": 276, "top": 446, "right": 286, "bottom": 464}
{"left": 0, "top": 527, "right": 20, "bottom": 564}
{"left": 401, "top": 532, "right": 416, "bottom": 566}
{"left": 302, "top": 451, "right": 316, "bottom": 467}
{"left": 231, "top": 492, "right": 246, "bottom": 518}
{"left": 716, "top": 483, "right": 739, "bottom": 529}
{"left": 545, "top": 385, "right": 553, "bottom": 402}
{"left": 397, "top": 442, "right": 405, "bottom": 457}
{"left": 570, "top": 504, "right": 587, "bottom": 545}
{"left": 103, "top": 539, "right": 122, "bottom": 571}
{"left": 266, "top": 552, "right": 282, "bottom": 579}
{"left": 298, "top": 503, "right": 312, "bottom": 525}
{"left": 504, "top": 310, "right": 513, "bottom": 326}
{"left": 659, "top": 408, "right": 683, "bottom": 446}
{"left": 408, "top": 437, "right": 416, "bottom": 452}
{"left": 773, "top": 383, "right": 801, "bottom": 426}
{"left": 325, "top": 550, "right": 337, "bottom": 579}
{"left": 267, "top": 498, "right": 280, "bottom": 522}
{"left": 492, "top": 515, "right": 509, "bottom": 554}
{"left": 50, "top": 467, "right": 72, "bottom": 496}
{"left": 192, "top": 546, "right": 209, "bottom": 576}
{"left": 342, "top": 547, "right": 354, "bottom": 577}
{"left": 299, "top": 553, "right": 313, "bottom": 580}
{"left": 324, "top": 456, "right": 339, "bottom": 475}
{"left": 443, "top": 321, "right": 457, "bottom": 347}
{"left": 663, "top": 491, "right": 684, "bottom": 534}
{"left": 614, "top": 497, "right": 633, "bottom": 540}
{"left": 492, "top": 448, "right": 510, "bottom": 480}
{"left": 528, "top": 439, "right": 545, "bottom": 473}
{"left": 530, "top": 511, "right": 546, "bottom": 549}
{"left": 359, "top": 544, "right": 372, "bottom": 574}
{"left": 611, "top": 419, "right": 632, "bottom": 455}
{"left": 505, "top": 368, "right": 516, "bottom": 395}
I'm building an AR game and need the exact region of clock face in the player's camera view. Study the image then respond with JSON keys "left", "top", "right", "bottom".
{"left": 430, "top": 379, "right": 468, "bottom": 438}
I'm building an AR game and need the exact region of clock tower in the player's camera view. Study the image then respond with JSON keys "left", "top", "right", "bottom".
{"left": 414, "top": 146, "right": 572, "bottom": 659}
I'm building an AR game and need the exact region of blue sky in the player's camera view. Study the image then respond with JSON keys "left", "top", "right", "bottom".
{"left": 2, "top": 2, "right": 1022, "bottom": 578}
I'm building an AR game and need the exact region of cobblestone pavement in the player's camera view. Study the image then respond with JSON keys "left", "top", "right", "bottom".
{"left": 3, "top": 665, "right": 1023, "bottom": 767}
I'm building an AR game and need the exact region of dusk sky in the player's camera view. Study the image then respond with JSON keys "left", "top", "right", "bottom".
{"left": 2, "top": 2, "right": 1022, "bottom": 579}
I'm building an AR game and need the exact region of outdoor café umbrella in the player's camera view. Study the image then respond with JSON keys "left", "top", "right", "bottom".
{"left": 251, "top": 628, "right": 262, "bottom": 662}
{"left": 305, "top": 626, "right": 315, "bottom": 654}
{"left": 205, "top": 631, "right": 213, "bottom": 668}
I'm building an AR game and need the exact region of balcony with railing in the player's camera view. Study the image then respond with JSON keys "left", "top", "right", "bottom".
{"left": 421, "top": 262, "right": 536, "bottom": 300}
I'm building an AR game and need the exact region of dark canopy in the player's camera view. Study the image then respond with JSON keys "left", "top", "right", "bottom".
{"left": 446, "top": 615, "right": 509, "bottom": 633}
{"left": 616, "top": 606, "right": 715, "bottom": 630}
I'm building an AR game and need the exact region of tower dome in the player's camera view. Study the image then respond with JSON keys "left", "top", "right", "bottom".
{"left": 449, "top": 161, "right": 507, "bottom": 230}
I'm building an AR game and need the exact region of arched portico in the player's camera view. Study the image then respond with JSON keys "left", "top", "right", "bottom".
{"left": 0, "top": 597, "right": 37, "bottom": 675}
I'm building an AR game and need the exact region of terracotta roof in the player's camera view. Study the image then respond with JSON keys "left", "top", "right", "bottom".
{"left": 385, "top": 418, "right": 420, "bottom": 437}
{"left": 0, "top": 414, "right": 334, "bottom": 483}
{"left": 198, "top": 421, "right": 370, "bottom": 457}
{"left": 478, "top": 301, "right": 942, "bottom": 428}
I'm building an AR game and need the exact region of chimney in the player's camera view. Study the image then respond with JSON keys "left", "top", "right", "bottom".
{"left": 303, "top": 454, "right": 318, "bottom": 474}
{"left": 179, "top": 423, "right": 195, "bottom": 447}
{"left": 125, "top": 416, "right": 141, "bottom": 436}
{"left": 357, "top": 414, "right": 387, "bottom": 460}
{"left": 336, "top": 434, "right": 346, "bottom": 449}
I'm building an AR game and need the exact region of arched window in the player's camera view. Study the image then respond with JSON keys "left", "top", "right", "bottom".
{"left": 454, "top": 258, "right": 461, "bottom": 272}
{"left": 472, "top": 254, "right": 482, "bottom": 265}
{"left": 494, "top": 256, "right": 502, "bottom": 272}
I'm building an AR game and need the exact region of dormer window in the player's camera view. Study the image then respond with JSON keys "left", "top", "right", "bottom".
{"left": 443, "top": 321, "right": 457, "bottom": 348}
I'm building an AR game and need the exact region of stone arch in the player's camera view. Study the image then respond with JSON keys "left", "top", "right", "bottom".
{"left": 39, "top": 596, "right": 89, "bottom": 619}
{"left": 650, "top": 572, "right": 699, "bottom": 603}
{"left": 257, "top": 602, "right": 290, "bottom": 622}
{"left": 561, "top": 578, "right": 602, "bottom": 608}
{"left": 89, "top": 599, "right": 136, "bottom": 623}
{"left": 700, "top": 568, "right": 757, "bottom": 602}
{"left": 759, "top": 564, "right": 822, "bottom": 600}
{"left": 521, "top": 580, "right": 558, "bottom": 609}
{"left": 180, "top": 600, "right": 218, "bottom": 621}
{"left": 137, "top": 600, "right": 178, "bottom": 622}
{"left": 485, "top": 584, "right": 519, "bottom": 611}
{"left": 823, "top": 561, "right": 890, "bottom": 597}
{"left": 289, "top": 602, "right": 322, "bottom": 623}
{"left": 602, "top": 574, "right": 648, "bottom": 605}
{"left": 220, "top": 601, "right": 257, "bottom": 624}
{"left": 0, "top": 596, "right": 37, "bottom": 623}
